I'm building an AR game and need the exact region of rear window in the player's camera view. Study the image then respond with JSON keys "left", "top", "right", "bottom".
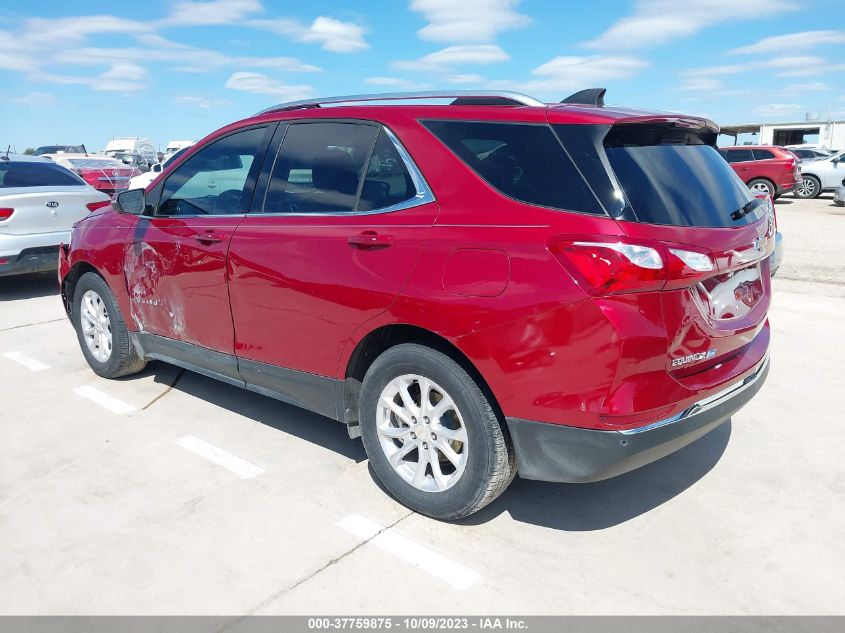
{"left": 596, "top": 125, "right": 758, "bottom": 227}
{"left": 723, "top": 149, "right": 754, "bottom": 163}
{"left": 422, "top": 120, "right": 605, "bottom": 215}
{"left": 0, "top": 161, "right": 86, "bottom": 188}
{"left": 752, "top": 149, "right": 776, "bottom": 160}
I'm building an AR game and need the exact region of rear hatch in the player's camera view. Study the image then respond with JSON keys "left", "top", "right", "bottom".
{"left": 550, "top": 119, "right": 772, "bottom": 383}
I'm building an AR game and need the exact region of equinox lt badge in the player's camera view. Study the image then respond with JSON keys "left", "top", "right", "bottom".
{"left": 672, "top": 349, "right": 717, "bottom": 367}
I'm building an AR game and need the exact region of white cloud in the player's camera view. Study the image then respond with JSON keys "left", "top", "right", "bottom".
{"left": 250, "top": 16, "right": 368, "bottom": 53}
{"left": 583, "top": 0, "right": 797, "bottom": 50}
{"left": 755, "top": 103, "right": 803, "bottom": 117}
{"left": 174, "top": 96, "right": 231, "bottom": 109}
{"left": 158, "top": 0, "right": 262, "bottom": 26}
{"left": 410, "top": 0, "right": 530, "bottom": 43}
{"left": 444, "top": 73, "right": 484, "bottom": 84}
{"left": 477, "top": 55, "right": 649, "bottom": 100}
{"left": 777, "top": 82, "right": 828, "bottom": 94}
{"left": 729, "top": 30, "right": 845, "bottom": 55}
{"left": 393, "top": 45, "right": 509, "bottom": 71}
{"left": 40, "top": 63, "right": 148, "bottom": 92}
{"left": 686, "top": 56, "right": 827, "bottom": 78}
{"left": 364, "top": 77, "right": 432, "bottom": 90}
{"left": 224, "top": 72, "right": 314, "bottom": 101}
{"left": 14, "top": 92, "right": 56, "bottom": 106}
{"left": 523, "top": 55, "right": 648, "bottom": 89}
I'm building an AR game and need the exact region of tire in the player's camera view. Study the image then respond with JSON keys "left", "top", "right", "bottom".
{"left": 748, "top": 178, "right": 775, "bottom": 198}
{"left": 73, "top": 272, "right": 146, "bottom": 378}
{"left": 359, "top": 343, "right": 515, "bottom": 520}
{"left": 794, "top": 175, "right": 821, "bottom": 199}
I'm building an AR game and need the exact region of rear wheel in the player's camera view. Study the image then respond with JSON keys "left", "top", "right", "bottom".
{"left": 748, "top": 178, "right": 775, "bottom": 198}
{"left": 794, "top": 175, "right": 821, "bottom": 199}
{"left": 73, "top": 272, "right": 146, "bottom": 378}
{"left": 360, "top": 344, "right": 515, "bottom": 520}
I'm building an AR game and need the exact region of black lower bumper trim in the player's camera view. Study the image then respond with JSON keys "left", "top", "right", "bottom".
{"left": 507, "top": 358, "right": 769, "bottom": 483}
{"left": 0, "top": 246, "right": 60, "bottom": 277}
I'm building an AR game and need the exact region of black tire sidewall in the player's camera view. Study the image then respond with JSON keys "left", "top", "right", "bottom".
{"left": 360, "top": 345, "right": 501, "bottom": 520}
{"left": 73, "top": 273, "right": 129, "bottom": 378}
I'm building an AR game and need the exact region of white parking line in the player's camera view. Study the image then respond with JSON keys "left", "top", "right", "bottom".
{"left": 2, "top": 351, "right": 50, "bottom": 372}
{"left": 174, "top": 435, "right": 265, "bottom": 480}
{"left": 336, "top": 514, "right": 480, "bottom": 590}
{"left": 73, "top": 385, "right": 136, "bottom": 415}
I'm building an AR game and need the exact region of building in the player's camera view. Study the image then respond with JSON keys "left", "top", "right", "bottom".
{"left": 719, "top": 119, "right": 845, "bottom": 149}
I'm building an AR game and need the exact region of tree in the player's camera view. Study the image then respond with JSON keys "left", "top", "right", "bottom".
{"left": 24, "top": 148, "right": 35, "bottom": 155}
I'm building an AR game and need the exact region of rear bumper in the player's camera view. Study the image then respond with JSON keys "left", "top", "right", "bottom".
{"left": 770, "top": 231, "right": 783, "bottom": 276}
{"left": 0, "top": 245, "right": 60, "bottom": 277}
{"left": 508, "top": 356, "right": 769, "bottom": 483}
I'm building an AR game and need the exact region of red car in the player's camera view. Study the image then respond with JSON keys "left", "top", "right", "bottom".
{"left": 59, "top": 89, "right": 773, "bottom": 519}
{"left": 50, "top": 155, "right": 140, "bottom": 196}
{"left": 718, "top": 145, "right": 800, "bottom": 198}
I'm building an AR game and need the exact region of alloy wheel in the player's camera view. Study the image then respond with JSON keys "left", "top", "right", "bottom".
{"left": 376, "top": 374, "right": 469, "bottom": 492}
{"left": 80, "top": 289, "right": 113, "bottom": 363}
{"left": 797, "top": 178, "right": 816, "bottom": 197}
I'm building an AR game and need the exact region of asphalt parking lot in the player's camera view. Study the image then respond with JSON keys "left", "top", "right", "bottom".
{"left": 1, "top": 195, "right": 843, "bottom": 615}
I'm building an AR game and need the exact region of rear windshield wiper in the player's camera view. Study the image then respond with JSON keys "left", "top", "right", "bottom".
{"left": 730, "top": 199, "right": 758, "bottom": 222}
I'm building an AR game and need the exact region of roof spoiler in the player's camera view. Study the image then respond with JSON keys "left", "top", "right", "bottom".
{"left": 561, "top": 88, "right": 606, "bottom": 107}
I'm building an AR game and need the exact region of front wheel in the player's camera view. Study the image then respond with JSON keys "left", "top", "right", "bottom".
{"left": 360, "top": 344, "right": 515, "bottom": 520}
{"left": 73, "top": 272, "right": 146, "bottom": 378}
{"left": 794, "top": 175, "right": 821, "bottom": 199}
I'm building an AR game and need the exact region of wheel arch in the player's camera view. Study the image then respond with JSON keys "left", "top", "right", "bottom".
{"left": 61, "top": 261, "right": 105, "bottom": 318}
{"left": 341, "top": 323, "right": 503, "bottom": 439}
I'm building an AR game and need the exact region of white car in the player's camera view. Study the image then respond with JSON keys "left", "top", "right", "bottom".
{"left": 128, "top": 146, "right": 192, "bottom": 190}
{"left": 164, "top": 140, "right": 195, "bottom": 158}
{"left": 794, "top": 150, "right": 845, "bottom": 199}
{"left": 103, "top": 137, "right": 157, "bottom": 167}
{"left": 0, "top": 154, "right": 110, "bottom": 277}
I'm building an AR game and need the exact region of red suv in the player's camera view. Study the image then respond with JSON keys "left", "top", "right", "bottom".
{"left": 719, "top": 145, "right": 800, "bottom": 198}
{"left": 59, "top": 90, "right": 772, "bottom": 520}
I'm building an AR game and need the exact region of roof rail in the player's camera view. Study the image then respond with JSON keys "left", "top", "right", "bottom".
{"left": 255, "top": 90, "right": 546, "bottom": 115}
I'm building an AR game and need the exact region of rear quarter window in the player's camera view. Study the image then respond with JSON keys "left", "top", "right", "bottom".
{"left": 421, "top": 120, "right": 605, "bottom": 215}
{"left": 0, "top": 161, "right": 86, "bottom": 188}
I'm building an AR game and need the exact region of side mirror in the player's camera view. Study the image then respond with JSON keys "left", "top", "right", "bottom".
{"left": 152, "top": 163, "right": 162, "bottom": 173}
{"left": 113, "top": 188, "right": 145, "bottom": 215}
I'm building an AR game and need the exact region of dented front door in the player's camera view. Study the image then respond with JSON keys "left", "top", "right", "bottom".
{"left": 124, "top": 215, "right": 242, "bottom": 353}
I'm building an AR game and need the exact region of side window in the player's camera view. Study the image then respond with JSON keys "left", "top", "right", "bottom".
{"left": 264, "top": 122, "right": 378, "bottom": 214}
{"left": 724, "top": 149, "right": 754, "bottom": 163}
{"left": 158, "top": 126, "right": 266, "bottom": 216}
{"left": 423, "top": 120, "right": 604, "bottom": 215}
{"left": 752, "top": 149, "right": 775, "bottom": 160}
{"left": 357, "top": 131, "right": 417, "bottom": 211}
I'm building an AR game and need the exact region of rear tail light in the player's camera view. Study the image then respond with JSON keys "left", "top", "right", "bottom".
{"left": 754, "top": 192, "right": 776, "bottom": 236}
{"left": 548, "top": 237, "right": 715, "bottom": 296}
{"left": 86, "top": 200, "right": 111, "bottom": 212}
{"left": 0, "top": 208, "right": 14, "bottom": 221}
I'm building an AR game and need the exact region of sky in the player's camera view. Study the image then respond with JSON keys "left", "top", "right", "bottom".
{"left": 1, "top": 0, "right": 844, "bottom": 152}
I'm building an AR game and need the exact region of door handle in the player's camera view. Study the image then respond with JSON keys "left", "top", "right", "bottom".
{"left": 348, "top": 231, "right": 393, "bottom": 249}
{"left": 194, "top": 230, "right": 226, "bottom": 245}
